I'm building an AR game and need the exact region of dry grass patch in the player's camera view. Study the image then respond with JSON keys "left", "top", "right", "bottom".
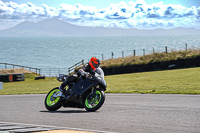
{"left": 101, "top": 49, "right": 200, "bottom": 68}
{"left": 0, "top": 68, "right": 34, "bottom": 74}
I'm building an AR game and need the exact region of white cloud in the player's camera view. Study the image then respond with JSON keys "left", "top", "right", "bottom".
{"left": 0, "top": 0, "right": 200, "bottom": 30}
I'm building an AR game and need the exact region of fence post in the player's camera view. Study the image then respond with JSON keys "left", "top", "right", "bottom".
{"left": 5, "top": 63, "right": 7, "bottom": 69}
{"left": 122, "top": 51, "right": 124, "bottom": 58}
{"left": 185, "top": 43, "right": 187, "bottom": 51}
{"left": 153, "top": 47, "right": 155, "bottom": 54}
{"left": 112, "top": 52, "right": 114, "bottom": 59}
{"left": 165, "top": 46, "right": 168, "bottom": 54}
{"left": 143, "top": 49, "right": 145, "bottom": 56}
{"left": 133, "top": 50, "right": 136, "bottom": 56}
{"left": 102, "top": 54, "right": 104, "bottom": 61}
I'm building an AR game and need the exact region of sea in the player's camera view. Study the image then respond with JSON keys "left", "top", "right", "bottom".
{"left": 1, "top": 35, "right": 200, "bottom": 76}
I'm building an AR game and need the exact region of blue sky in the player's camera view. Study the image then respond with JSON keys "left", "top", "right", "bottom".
{"left": 0, "top": 0, "right": 200, "bottom": 30}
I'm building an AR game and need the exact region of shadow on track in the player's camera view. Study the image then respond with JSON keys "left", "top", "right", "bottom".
{"left": 40, "top": 110, "right": 98, "bottom": 114}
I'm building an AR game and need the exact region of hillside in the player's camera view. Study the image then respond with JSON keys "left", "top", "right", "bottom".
{"left": 101, "top": 49, "right": 200, "bottom": 75}
{"left": 101, "top": 49, "right": 200, "bottom": 67}
{"left": 0, "top": 19, "right": 200, "bottom": 36}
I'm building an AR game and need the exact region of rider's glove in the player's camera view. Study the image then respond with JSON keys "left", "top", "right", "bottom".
{"left": 84, "top": 72, "right": 91, "bottom": 78}
{"left": 78, "top": 69, "right": 85, "bottom": 76}
{"left": 79, "top": 69, "right": 91, "bottom": 78}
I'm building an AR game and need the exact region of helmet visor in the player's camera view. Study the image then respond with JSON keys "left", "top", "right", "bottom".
{"left": 93, "top": 63, "right": 100, "bottom": 68}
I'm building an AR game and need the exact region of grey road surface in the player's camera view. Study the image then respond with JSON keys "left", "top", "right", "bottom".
{"left": 0, "top": 94, "right": 200, "bottom": 133}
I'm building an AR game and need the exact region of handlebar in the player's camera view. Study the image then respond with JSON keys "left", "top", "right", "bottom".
{"left": 57, "top": 74, "right": 69, "bottom": 82}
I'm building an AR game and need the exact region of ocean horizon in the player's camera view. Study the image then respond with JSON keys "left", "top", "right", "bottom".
{"left": 1, "top": 35, "right": 200, "bottom": 75}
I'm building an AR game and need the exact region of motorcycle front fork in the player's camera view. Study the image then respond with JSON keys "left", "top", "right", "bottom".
{"left": 91, "top": 85, "right": 99, "bottom": 98}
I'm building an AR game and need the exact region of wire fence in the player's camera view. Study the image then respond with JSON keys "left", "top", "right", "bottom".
{"left": 39, "top": 60, "right": 84, "bottom": 77}
{"left": 39, "top": 68, "right": 68, "bottom": 77}
{"left": 82, "top": 43, "right": 200, "bottom": 62}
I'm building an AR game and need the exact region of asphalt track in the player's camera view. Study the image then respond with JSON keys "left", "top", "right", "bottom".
{"left": 0, "top": 94, "right": 200, "bottom": 133}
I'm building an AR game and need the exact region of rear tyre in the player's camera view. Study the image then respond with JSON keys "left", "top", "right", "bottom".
{"left": 84, "top": 90, "right": 105, "bottom": 112}
{"left": 45, "top": 87, "right": 62, "bottom": 111}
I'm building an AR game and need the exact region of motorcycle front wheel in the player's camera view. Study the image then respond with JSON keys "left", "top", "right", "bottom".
{"left": 84, "top": 90, "right": 105, "bottom": 112}
{"left": 45, "top": 87, "right": 62, "bottom": 111}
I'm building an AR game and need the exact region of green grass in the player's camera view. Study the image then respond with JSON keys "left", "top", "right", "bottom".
{"left": 105, "top": 67, "right": 200, "bottom": 94}
{"left": 1, "top": 67, "right": 200, "bottom": 95}
{"left": 0, "top": 74, "right": 60, "bottom": 95}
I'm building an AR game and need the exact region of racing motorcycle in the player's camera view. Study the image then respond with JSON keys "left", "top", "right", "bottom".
{"left": 44, "top": 72, "right": 106, "bottom": 112}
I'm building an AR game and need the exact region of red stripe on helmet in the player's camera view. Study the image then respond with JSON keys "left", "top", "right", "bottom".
{"left": 89, "top": 57, "right": 97, "bottom": 70}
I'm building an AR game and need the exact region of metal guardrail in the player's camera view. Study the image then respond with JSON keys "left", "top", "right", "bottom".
{"left": 0, "top": 60, "right": 84, "bottom": 77}
{"left": 68, "top": 60, "right": 84, "bottom": 74}
{"left": 0, "top": 63, "right": 40, "bottom": 75}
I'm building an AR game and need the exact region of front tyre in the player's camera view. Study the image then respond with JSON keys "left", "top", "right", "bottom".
{"left": 45, "top": 87, "right": 62, "bottom": 111}
{"left": 84, "top": 90, "right": 105, "bottom": 112}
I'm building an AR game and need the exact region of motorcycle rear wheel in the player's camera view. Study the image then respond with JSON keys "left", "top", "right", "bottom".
{"left": 45, "top": 87, "right": 62, "bottom": 111}
{"left": 84, "top": 90, "right": 105, "bottom": 112}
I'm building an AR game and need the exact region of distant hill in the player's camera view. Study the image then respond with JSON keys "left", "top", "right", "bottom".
{"left": 0, "top": 19, "right": 200, "bottom": 36}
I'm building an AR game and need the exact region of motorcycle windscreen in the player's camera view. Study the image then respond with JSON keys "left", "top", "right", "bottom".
{"left": 93, "top": 73, "right": 107, "bottom": 88}
{"left": 73, "top": 79, "right": 94, "bottom": 95}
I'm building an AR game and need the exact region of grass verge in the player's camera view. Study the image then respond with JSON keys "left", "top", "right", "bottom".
{"left": 1, "top": 67, "right": 200, "bottom": 95}
{"left": 101, "top": 49, "right": 200, "bottom": 68}
{"left": 106, "top": 67, "right": 200, "bottom": 94}
{"left": 0, "top": 73, "right": 60, "bottom": 95}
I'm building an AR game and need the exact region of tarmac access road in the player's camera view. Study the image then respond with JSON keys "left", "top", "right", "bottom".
{"left": 0, "top": 94, "right": 200, "bottom": 133}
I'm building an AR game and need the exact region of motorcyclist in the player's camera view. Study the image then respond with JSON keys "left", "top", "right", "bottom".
{"left": 59, "top": 57, "right": 104, "bottom": 97}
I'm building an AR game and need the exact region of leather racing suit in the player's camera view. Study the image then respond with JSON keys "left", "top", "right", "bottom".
{"left": 59, "top": 63, "right": 104, "bottom": 92}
